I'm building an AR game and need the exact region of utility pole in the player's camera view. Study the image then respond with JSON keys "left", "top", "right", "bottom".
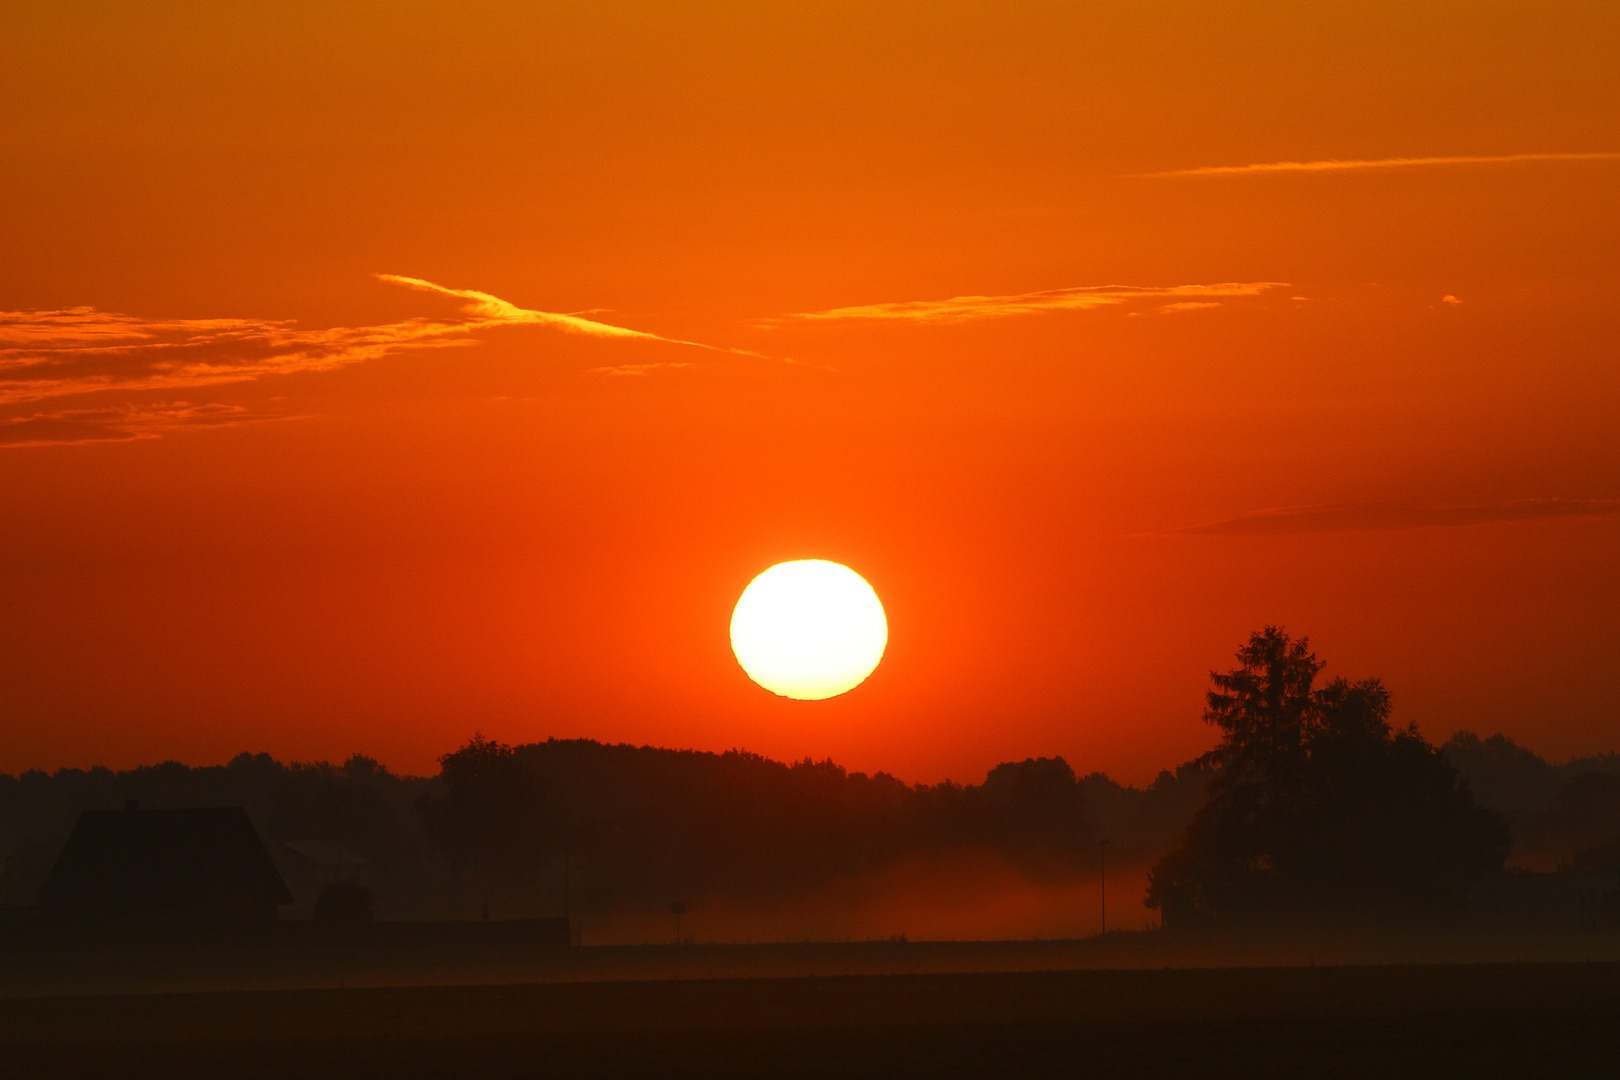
{"left": 1100, "top": 839, "right": 1109, "bottom": 937}
{"left": 562, "top": 844, "right": 570, "bottom": 921}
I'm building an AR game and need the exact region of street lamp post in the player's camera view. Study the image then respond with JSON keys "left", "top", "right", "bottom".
{"left": 1100, "top": 839, "right": 1109, "bottom": 937}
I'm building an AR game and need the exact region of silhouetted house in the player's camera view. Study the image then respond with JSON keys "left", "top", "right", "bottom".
{"left": 37, "top": 805, "right": 293, "bottom": 921}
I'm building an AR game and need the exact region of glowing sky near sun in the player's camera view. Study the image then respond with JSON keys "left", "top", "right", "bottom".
{"left": 0, "top": 1, "right": 1616, "bottom": 783}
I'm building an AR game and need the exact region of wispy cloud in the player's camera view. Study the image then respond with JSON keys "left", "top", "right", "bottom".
{"left": 590, "top": 362, "right": 696, "bottom": 377}
{"left": 0, "top": 402, "right": 297, "bottom": 449}
{"left": 783, "top": 283, "right": 1285, "bottom": 325}
{"left": 0, "top": 275, "right": 746, "bottom": 407}
{"left": 1139, "top": 151, "right": 1620, "bottom": 178}
{"left": 1164, "top": 499, "right": 1620, "bottom": 536}
{"left": 375, "top": 275, "right": 676, "bottom": 343}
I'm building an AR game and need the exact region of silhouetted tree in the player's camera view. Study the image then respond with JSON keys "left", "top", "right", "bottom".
{"left": 1146, "top": 627, "right": 1509, "bottom": 927}
{"left": 972, "top": 757, "right": 1093, "bottom": 872}
{"left": 418, "top": 734, "right": 551, "bottom": 893}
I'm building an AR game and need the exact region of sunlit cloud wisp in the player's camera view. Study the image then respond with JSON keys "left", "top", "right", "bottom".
{"left": 783, "top": 283, "right": 1286, "bottom": 325}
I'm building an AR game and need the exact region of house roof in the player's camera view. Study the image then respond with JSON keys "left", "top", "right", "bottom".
{"left": 38, "top": 806, "right": 293, "bottom": 916}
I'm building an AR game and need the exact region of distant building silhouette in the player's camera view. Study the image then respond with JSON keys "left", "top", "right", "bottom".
{"left": 284, "top": 839, "right": 371, "bottom": 884}
{"left": 37, "top": 804, "right": 292, "bottom": 920}
{"left": 281, "top": 838, "right": 372, "bottom": 911}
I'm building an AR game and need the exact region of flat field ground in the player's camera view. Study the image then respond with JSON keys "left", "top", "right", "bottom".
{"left": 6, "top": 924, "right": 1620, "bottom": 998}
{"left": 4, "top": 961, "right": 1619, "bottom": 1079}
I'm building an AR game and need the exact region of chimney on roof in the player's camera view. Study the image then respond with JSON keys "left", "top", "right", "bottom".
{"left": 125, "top": 800, "right": 138, "bottom": 812}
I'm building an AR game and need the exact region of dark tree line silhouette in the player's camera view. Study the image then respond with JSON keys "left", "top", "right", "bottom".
{"left": 0, "top": 739, "right": 1207, "bottom": 916}
{"left": 428, "top": 737, "right": 1147, "bottom": 912}
{"left": 1441, "top": 731, "right": 1620, "bottom": 872}
{"left": 3, "top": 626, "right": 1617, "bottom": 924}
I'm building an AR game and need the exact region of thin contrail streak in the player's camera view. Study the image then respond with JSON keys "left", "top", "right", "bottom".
{"left": 1137, "top": 151, "right": 1620, "bottom": 178}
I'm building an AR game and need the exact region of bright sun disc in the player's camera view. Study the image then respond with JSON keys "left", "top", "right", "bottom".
{"left": 730, "top": 560, "right": 888, "bottom": 700}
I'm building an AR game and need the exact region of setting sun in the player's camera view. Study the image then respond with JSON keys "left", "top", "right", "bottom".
{"left": 730, "top": 561, "right": 888, "bottom": 701}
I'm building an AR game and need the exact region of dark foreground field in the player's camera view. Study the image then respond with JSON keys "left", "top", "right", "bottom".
{"left": 4, "top": 962, "right": 1618, "bottom": 1079}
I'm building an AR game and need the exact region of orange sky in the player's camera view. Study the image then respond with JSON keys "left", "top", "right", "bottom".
{"left": 2, "top": 1, "right": 1617, "bottom": 784}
